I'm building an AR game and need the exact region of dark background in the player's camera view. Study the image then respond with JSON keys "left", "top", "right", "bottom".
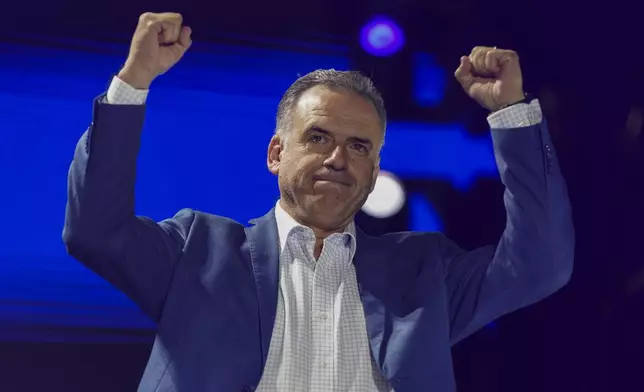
{"left": 2, "top": 0, "right": 643, "bottom": 390}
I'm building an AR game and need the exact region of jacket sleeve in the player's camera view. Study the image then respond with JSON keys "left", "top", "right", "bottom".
{"left": 442, "top": 106, "right": 574, "bottom": 345}
{"left": 62, "top": 97, "right": 195, "bottom": 323}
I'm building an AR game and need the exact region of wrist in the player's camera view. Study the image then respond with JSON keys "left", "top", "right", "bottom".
{"left": 494, "top": 92, "right": 532, "bottom": 112}
{"left": 117, "top": 66, "right": 153, "bottom": 90}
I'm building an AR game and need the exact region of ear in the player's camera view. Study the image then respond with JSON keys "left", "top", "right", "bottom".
{"left": 267, "top": 134, "right": 283, "bottom": 175}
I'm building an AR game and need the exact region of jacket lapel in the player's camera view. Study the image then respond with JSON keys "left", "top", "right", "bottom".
{"left": 245, "top": 209, "right": 280, "bottom": 366}
{"left": 353, "top": 228, "right": 393, "bottom": 378}
{"left": 244, "top": 214, "right": 404, "bottom": 381}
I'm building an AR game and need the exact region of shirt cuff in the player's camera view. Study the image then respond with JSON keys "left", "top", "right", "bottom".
{"left": 487, "top": 99, "right": 543, "bottom": 129}
{"left": 105, "top": 76, "right": 149, "bottom": 105}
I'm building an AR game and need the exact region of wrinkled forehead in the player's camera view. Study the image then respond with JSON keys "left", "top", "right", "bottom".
{"left": 293, "top": 86, "right": 384, "bottom": 139}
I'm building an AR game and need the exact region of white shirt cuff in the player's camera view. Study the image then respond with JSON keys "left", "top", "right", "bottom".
{"left": 487, "top": 99, "right": 543, "bottom": 129}
{"left": 105, "top": 76, "right": 149, "bottom": 105}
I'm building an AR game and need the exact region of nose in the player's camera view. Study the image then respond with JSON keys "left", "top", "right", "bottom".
{"left": 323, "top": 145, "right": 348, "bottom": 171}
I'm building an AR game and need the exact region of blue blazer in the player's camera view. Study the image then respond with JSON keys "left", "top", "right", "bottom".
{"left": 63, "top": 99, "right": 574, "bottom": 392}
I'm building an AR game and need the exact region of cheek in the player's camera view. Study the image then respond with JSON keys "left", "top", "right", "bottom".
{"left": 354, "top": 162, "right": 377, "bottom": 191}
{"left": 282, "top": 153, "right": 323, "bottom": 182}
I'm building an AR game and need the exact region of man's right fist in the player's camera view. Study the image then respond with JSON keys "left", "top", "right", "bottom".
{"left": 118, "top": 13, "right": 192, "bottom": 90}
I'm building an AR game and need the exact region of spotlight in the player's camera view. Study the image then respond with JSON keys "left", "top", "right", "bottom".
{"left": 360, "top": 16, "right": 405, "bottom": 57}
{"left": 362, "top": 171, "right": 406, "bottom": 218}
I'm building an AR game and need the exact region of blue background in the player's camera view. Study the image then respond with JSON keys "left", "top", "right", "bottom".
{"left": 0, "top": 41, "right": 497, "bottom": 340}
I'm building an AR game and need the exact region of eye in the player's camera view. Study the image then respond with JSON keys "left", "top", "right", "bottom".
{"left": 309, "top": 134, "right": 327, "bottom": 144}
{"left": 351, "top": 143, "right": 369, "bottom": 154}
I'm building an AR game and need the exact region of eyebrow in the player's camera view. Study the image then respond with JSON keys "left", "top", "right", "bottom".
{"left": 308, "top": 126, "right": 373, "bottom": 148}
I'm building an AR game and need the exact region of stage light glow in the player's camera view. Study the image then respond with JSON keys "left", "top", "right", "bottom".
{"left": 362, "top": 171, "right": 406, "bottom": 218}
{"left": 409, "top": 193, "right": 443, "bottom": 231}
{"left": 413, "top": 53, "right": 447, "bottom": 108}
{"left": 360, "top": 17, "right": 405, "bottom": 57}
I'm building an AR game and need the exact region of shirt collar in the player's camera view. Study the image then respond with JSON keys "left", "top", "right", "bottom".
{"left": 274, "top": 200, "right": 356, "bottom": 258}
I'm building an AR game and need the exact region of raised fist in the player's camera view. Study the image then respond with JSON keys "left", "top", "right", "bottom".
{"left": 454, "top": 46, "right": 524, "bottom": 112}
{"left": 118, "top": 12, "right": 192, "bottom": 89}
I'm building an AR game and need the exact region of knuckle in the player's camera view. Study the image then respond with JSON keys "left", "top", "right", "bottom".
{"left": 164, "top": 12, "right": 183, "bottom": 24}
{"left": 139, "top": 12, "right": 155, "bottom": 23}
{"left": 472, "top": 46, "right": 490, "bottom": 54}
{"left": 145, "top": 20, "right": 158, "bottom": 30}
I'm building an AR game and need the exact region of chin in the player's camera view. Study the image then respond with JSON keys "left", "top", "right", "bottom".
{"left": 311, "top": 213, "right": 351, "bottom": 231}
{"left": 310, "top": 200, "right": 355, "bottom": 223}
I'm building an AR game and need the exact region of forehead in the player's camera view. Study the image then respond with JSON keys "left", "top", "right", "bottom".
{"left": 292, "top": 86, "right": 383, "bottom": 137}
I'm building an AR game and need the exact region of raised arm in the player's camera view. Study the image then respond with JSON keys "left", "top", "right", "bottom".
{"left": 62, "top": 13, "right": 194, "bottom": 322}
{"left": 444, "top": 47, "right": 574, "bottom": 343}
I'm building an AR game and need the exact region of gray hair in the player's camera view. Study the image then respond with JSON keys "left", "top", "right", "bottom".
{"left": 275, "top": 69, "right": 387, "bottom": 139}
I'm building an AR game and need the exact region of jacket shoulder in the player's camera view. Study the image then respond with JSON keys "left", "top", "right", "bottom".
{"left": 178, "top": 209, "right": 248, "bottom": 241}
{"left": 367, "top": 230, "right": 445, "bottom": 251}
{"left": 357, "top": 229, "right": 448, "bottom": 274}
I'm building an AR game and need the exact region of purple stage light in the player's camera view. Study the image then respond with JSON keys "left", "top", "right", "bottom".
{"left": 360, "top": 17, "right": 405, "bottom": 57}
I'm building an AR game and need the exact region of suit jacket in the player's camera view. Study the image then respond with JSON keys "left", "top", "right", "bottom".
{"left": 63, "top": 98, "right": 574, "bottom": 392}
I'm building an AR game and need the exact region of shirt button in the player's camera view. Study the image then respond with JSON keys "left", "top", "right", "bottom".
{"left": 317, "top": 312, "right": 328, "bottom": 321}
{"left": 321, "top": 361, "right": 328, "bottom": 369}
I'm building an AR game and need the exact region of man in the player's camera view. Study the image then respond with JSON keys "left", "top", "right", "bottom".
{"left": 63, "top": 12, "right": 574, "bottom": 392}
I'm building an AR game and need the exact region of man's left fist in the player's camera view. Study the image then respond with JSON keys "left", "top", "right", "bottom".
{"left": 454, "top": 46, "right": 524, "bottom": 112}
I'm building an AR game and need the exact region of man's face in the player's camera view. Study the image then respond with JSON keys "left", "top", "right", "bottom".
{"left": 267, "top": 86, "right": 383, "bottom": 231}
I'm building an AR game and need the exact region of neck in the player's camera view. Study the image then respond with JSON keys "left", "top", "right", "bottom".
{"left": 278, "top": 199, "right": 353, "bottom": 259}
